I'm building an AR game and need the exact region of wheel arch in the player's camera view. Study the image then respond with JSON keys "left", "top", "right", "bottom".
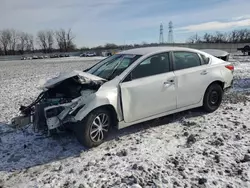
{"left": 206, "top": 80, "right": 225, "bottom": 91}
{"left": 74, "top": 99, "right": 119, "bottom": 128}
{"left": 208, "top": 80, "right": 225, "bottom": 90}
{"left": 92, "top": 104, "right": 118, "bottom": 127}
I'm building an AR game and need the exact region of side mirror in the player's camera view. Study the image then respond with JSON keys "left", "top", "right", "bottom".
{"left": 83, "top": 68, "right": 89, "bottom": 72}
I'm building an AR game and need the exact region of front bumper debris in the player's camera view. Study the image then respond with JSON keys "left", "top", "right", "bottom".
{"left": 11, "top": 70, "right": 105, "bottom": 133}
{"left": 11, "top": 115, "right": 33, "bottom": 128}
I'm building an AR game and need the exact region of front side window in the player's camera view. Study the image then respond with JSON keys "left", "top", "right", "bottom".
{"left": 87, "top": 54, "right": 141, "bottom": 80}
{"left": 130, "top": 52, "right": 170, "bottom": 80}
{"left": 173, "top": 51, "right": 201, "bottom": 71}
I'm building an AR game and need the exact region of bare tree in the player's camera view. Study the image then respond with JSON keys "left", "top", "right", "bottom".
{"left": 104, "top": 43, "right": 118, "bottom": 49}
{"left": 187, "top": 34, "right": 200, "bottom": 43}
{"left": 237, "top": 29, "right": 250, "bottom": 42}
{"left": 0, "top": 29, "right": 11, "bottom": 55}
{"left": 55, "top": 28, "right": 75, "bottom": 52}
{"left": 0, "top": 46, "right": 3, "bottom": 55}
{"left": 17, "top": 32, "right": 28, "bottom": 54}
{"left": 66, "top": 29, "right": 76, "bottom": 51}
{"left": 223, "top": 32, "right": 231, "bottom": 42}
{"left": 55, "top": 29, "right": 65, "bottom": 52}
{"left": 37, "top": 30, "right": 47, "bottom": 53}
{"left": 231, "top": 30, "right": 239, "bottom": 42}
{"left": 245, "top": 30, "right": 250, "bottom": 43}
{"left": 214, "top": 32, "right": 226, "bottom": 43}
{"left": 18, "top": 32, "right": 35, "bottom": 53}
{"left": 27, "top": 34, "right": 34, "bottom": 52}
{"left": 46, "top": 30, "right": 54, "bottom": 53}
{"left": 9, "top": 29, "right": 18, "bottom": 54}
{"left": 238, "top": 29, "right": 246, "bottom": 42}
{"left": 188, "top": 29, "right": 250, "bottom": 43}
{"left": 202, "top": 33, "right": 213, "bottom": 43}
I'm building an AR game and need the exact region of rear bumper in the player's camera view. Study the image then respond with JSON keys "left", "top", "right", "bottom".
{"left": 224, "top": 79, "right": 234, "bottom": 91}
{"left": 228, "top": 79, "right": 234, "bottom": 87}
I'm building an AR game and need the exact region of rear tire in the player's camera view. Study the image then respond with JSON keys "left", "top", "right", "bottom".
{"left": 203, "top": 83, "right": 223, "bottom": 113}
{"left": 74, "top": 108, "right": 111, "bottom": 148}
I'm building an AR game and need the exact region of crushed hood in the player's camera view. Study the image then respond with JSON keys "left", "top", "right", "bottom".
{"left": 41, "top": 70, "right": 106, "bottom": 89}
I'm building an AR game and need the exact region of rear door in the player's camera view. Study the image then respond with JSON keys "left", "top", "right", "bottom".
{"left": 120, "top": 52, "right": 177, "bottom": 123}
{"left": 172, "top": 51, "right": 211, "bottom": 108}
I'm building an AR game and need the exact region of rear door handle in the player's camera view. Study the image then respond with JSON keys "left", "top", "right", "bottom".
{"left": 201, "top": 70, "right": 208, "bottom": 75}
{"left": 163, "top": 79, "right": 175, "bottom": 87}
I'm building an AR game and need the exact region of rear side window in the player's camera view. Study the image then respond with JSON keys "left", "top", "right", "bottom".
{"left": 173, "top": 51, "right": 201, "bottom": 71}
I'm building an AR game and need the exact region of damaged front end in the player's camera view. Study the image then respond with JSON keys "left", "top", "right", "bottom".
{"left": 12, "top": 71, "right": 106, "bottom": 133}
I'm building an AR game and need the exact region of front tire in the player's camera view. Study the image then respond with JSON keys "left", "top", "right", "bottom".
{"left": 75, "top": 108, "right": 111, "bottom": 148}
{"left": 203, "top": 83, "right": 223, "bottom": 113}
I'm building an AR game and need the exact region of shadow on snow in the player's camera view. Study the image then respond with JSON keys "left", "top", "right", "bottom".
{"left": 0, "top": 108, "right": 206, "bottom": 172}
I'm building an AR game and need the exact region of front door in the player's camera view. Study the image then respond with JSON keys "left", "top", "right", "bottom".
{"left": 119, "top": 52, "right": 177, "bottom": 123}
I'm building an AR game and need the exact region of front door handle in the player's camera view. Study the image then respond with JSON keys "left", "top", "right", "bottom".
{"left": 201, "top": 70, "right": 208, "bottom": 75}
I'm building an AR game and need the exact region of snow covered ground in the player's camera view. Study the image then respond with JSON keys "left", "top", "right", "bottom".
{"left": 0, "top": 55, "right": 250, "bottom": 188}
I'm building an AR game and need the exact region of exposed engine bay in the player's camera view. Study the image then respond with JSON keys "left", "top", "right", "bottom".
{"left": 11, "top": 71, "right": 106, "bottom": 133}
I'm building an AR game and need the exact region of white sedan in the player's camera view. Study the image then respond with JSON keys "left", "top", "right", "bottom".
{"left": 13, "top": 47, "right": 234, "bottom": 148}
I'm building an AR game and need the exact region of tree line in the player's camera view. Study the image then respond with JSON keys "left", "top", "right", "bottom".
{"left": 2, "top": 28, "right": 250, "bottom": 56}
{"left": 0, "top": 28, "right": 76, "bottom": 55}
{"left": 80, "top": 42, "right": 160, "bottom": 51}
{"left": 81, "top": 29, "right": 250, "bottom": 51}
{"left": 187, "top": 29, "right": 250, "bottom": 44}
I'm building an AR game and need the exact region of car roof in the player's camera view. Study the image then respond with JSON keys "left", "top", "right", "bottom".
{"left": 118, "top": 46, "right": 202, "bottom": 55}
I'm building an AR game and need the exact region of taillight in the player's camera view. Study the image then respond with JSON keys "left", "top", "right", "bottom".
{"left": 225, "top": 65, "right": 234, "bottom": 72}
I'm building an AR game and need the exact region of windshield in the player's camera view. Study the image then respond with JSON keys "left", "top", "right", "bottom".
{"left": 86, "top": 54, "right": 142, "bottom": 80}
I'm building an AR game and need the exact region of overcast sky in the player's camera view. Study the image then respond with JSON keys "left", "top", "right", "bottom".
{"left": 1, "top": 0, "right": 250, "bottom": 47}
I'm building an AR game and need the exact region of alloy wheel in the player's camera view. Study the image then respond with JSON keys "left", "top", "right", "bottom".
{"left": 90, "top": 113, "right": 109, "bottom": 142}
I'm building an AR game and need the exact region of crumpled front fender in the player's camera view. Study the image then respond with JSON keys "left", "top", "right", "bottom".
{"left": 73, "top": 94, "right": 112, "bottom": 122}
